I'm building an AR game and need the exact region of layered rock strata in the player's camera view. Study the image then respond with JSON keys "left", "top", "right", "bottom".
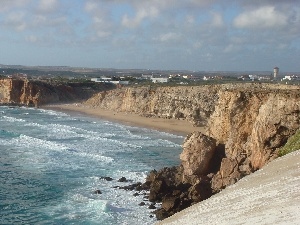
{"left": 85, "top": 85, "right": 220, "bottom": 126}
{"left": 0, "top": 78, "right": 109, "bottom": 106}
{"left": 84, "top": 83, "right": 300, "bottom": 127}
{"left": 126, "top": 84, "right": 300, "bottom": 220}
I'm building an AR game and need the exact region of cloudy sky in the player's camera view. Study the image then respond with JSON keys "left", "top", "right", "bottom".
{"left": 0, "top": 0, "right": 299, "bottom": 72}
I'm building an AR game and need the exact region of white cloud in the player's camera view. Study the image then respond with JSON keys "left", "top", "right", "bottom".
{"left": 193, "top": 41, "right": 203, "bottom": 49}
{"left": 4, "top": 12, "right": 27, "bottom": 31}
{"left": 37, "top": 0, "right": 59, "bottom": 13}
{"left": 223, "top": 44, "right": 241, "bottom": 53}
{"left": 121, "top": 6, "right": 159, "bottom": 28}
{"left": 233, "top": 6, "right": 288, "bottom": 29}
{"left": 210, "top": 12, "right": 224, "bottom": 28}
{"left": 154, "top": 32, "right": 182, "bottom": 42}
{"left": 0, "top": 0, "right": 30, "bottom": 12}
{"left": 84, "top": 0, "right": 114, "bottom": 38}
{"left": 26, "top": 35, "right": 38, "bottom": 43}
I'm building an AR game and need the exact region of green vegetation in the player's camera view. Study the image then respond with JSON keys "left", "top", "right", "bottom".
{"left": 278, "top": 129, "right": 300, "bottom": 156}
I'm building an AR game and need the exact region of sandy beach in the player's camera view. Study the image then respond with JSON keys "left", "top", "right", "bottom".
{"left": 42, "top": 103, "right": 205, "bottom": 136}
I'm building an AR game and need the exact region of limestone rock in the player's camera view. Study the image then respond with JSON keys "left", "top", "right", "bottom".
{"left": 180, "top": 132, "right": 217, "bottom": 179}
{"left": 0, "top": 78, "right": 107, "bottom": 106}
{"left": 208, "top": 87, "right": 300, "bottom": 168}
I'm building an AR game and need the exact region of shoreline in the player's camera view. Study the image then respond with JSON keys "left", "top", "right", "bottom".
{"left": 42, "top": 103, "right": 206, "bottom": 136}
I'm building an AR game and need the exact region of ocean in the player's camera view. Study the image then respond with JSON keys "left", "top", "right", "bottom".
{"left": 0, "top": 106, "right": 184, "bottom": 225}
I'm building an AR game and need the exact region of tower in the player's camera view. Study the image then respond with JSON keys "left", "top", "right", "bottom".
{"left": 273, "top": 67, "right": 279, "bottom": 79}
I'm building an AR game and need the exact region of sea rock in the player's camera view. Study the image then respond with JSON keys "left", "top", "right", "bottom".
{"left": 94, "top": 190, "right": 102, "bottom": 194}
{"left": 118, "top": 177, "right": 128, "bottom": 182}
{"left": 99, "top": 176, "right": 113, "bottom": 181}
{"left": 146, "top": 166, "right": 184, "bottom": 202}
{"left": 149, "top": 203, "right": 156, "bottom": 209}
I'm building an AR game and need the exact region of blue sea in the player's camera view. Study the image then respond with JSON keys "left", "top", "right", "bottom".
{"left": 0, "top": 106, "right": 184, "bottom": 225}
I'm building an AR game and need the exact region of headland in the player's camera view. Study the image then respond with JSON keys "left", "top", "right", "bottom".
{"left": 1, "top": 78, "right": 300, "bottom": 223}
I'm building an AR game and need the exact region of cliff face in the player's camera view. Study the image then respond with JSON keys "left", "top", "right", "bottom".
{"left": 85, "top": 83, "right": 300, "bottom": 178}
{"left": 0, "top": 78, "right": 108, "bottom": 106}
{"left": 99, "top": 83, "right": 299, "bottom": 220}
{"left": 208, "top": 89, "right": 300, "bottom": 163}
{"left": 86, "top": 85, "right": 219, "bottom": 126}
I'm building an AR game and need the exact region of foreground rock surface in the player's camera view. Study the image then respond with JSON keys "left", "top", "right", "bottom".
{"left": 157, "top": 150, "right": 300, "bottom": 225}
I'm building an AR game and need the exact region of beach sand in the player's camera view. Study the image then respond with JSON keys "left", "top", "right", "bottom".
{"left": 42, "top": 103, "right": 205, "bottom": 136}
{"left": 157, "top": 150, "right": 300, "bottom": 225}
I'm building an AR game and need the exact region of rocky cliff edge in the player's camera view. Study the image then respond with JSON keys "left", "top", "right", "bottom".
{"left": 92, "top": 83, "right": 300, "bottom": 220}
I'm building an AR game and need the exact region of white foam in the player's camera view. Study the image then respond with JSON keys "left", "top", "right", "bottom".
{"left": 38, "top": 109, "right": 69, "bottom": 117}
{"left": 74, "top": 151, "right": 114, "bottom": 163}
{"left": 8, "top": 134, "right": 69, "bottom": 151}
{"left": 1, "top": 115, "right": 26, "bottom": 123}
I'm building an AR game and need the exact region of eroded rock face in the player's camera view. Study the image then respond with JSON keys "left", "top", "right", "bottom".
{"left": 180, "top": 132, "right": 217, "bottom": 180}
{"left": 0, "top": 78, "right": 108, "bottom": 106}
{"left": 140, "top": 84, "right": 300, "bottom": 220}
{"left": 208, "top": 87, "right": 300, "bottom": 191}
{"left": 85, "top": 85, "right": 219, "bottom": 126}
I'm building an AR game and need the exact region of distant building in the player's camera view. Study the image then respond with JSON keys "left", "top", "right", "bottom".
{"left": 141, "top": 74, "right": 153, "bottom": 79}
{"left": 91, "top": 77, "right": 112, "bottom": 82}
{"left": 110, "top": 81, "right": 129, "bottom": 85}
{"left": 150, "top": 77, "right": 169, "bottom": 83}
{"left": 281, "top": 75, "right": 300, "bottom": 81}
{"left": 248, "top": 74, "right": 258, "bottom": 81}
{"left": 91, "top": 77, "right": 129, "bottom": 85}
{"left": 273, "top": 67, "right": 279, "bottom": 79}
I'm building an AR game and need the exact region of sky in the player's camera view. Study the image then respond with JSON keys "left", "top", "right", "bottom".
{"left": 0, "top": 0, "right": 299, "bottom": 72}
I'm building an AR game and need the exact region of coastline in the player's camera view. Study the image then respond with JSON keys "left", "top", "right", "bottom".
{"left": 42, "top": 103, "right": 206, "bottom": 136}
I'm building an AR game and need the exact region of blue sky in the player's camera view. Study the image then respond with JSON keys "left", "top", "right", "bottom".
{"left": 0, "top": 0, "right": 299, "bottom": 72}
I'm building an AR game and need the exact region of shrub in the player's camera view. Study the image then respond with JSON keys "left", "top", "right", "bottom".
{"left": 278, "top": 129, "right": 300, "bottom": 156}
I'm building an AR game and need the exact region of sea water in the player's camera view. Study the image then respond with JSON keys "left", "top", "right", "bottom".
{"left": 0, "top": 106, "right": 184, "bottom": 225}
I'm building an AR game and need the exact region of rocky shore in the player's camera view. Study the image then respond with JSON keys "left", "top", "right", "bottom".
{"left": 1, "top": 79, "right": 300, "bottom": 221}
{"left": 102, "top": 84, "right": 300, "bottom": 220}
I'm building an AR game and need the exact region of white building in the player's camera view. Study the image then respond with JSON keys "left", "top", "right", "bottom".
{"left": 281, "top": 75, "right": 299, "bottom": 81}
{"left": 150, "top": 77, "right": 169, "bottom": 83}
{"left": 91, "top": 77, "right": 129, "bottom": 85}
{"left": 91, "top": 77, "right": 112, "bottom": 82}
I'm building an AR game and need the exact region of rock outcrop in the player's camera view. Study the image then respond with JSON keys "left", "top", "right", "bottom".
{"left": 130, "top": 84, "right": 300, "bottom": 220}
{"left": 208, "top": 88, "right": 300, "bottom": 192}
{"left": 180, "top": 132, "right": 216, "bottom": 181}
{"left": 0, "top": 78, "right": 110, "bottom": 106}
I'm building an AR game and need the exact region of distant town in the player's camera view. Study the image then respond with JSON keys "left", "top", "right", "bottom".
{"left": 0, "top": 64, "right": 299, "bottom": 86}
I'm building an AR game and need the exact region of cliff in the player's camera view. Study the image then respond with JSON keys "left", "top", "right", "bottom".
{"left": 208, "top": 87, "right": 300, "bottom": 192}
{"left": 88, "top": 83, "right": 300, "bottom": 219}
{"left": 84, "top": 84, "right": 300, "bottom": 172}
{"left": 85, "top": 85, "right": 219, "bottom": 126}
{"left": 2, "top": 78, "right": 299, "bottom": 220}
{"left": 0, "top": 78, "right": 110, "bottom": 107}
